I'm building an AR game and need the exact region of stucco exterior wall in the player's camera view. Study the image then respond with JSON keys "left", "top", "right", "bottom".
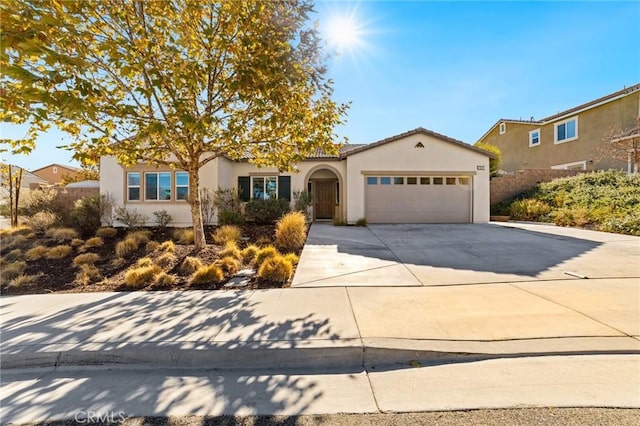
{"left": 345, "top": 133, "right": 490, "bottom": 223}
{"left": 485, "top": 92, "right": 639, "bottom": 172}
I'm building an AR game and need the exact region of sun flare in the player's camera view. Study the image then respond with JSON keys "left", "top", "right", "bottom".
{"left": 326, "top": 15, "right": 362, "bottom": 51}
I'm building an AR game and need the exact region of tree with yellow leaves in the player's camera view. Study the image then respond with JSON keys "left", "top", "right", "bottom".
{"left": 1, "top": 0, "right": 348, "bottom": 249}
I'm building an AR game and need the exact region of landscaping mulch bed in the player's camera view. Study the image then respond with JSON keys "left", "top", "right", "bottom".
{"left": 1, "top": 224, "right": 296, "bottom": 296}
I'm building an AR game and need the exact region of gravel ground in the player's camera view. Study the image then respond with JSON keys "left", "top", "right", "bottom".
{"left": 28, "top": 408, "right": 640, "bottom": 426}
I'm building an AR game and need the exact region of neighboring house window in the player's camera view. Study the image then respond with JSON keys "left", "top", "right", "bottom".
{"left": 145, "top": 172, "right": 172, "bottom": 200}
{"left": 175, "top": 172, "right": 189, "bottom": 200}
{"left": 53, "top": 166, "right": 58, "bottom": 174}
{"left": 127, "top": 172, "right": 141, "bottom": 201}
{"left": 551, "top": 161, "right": 587, "bottom": 171}
{"left": 554, "top": 117, "right": 578, "bottom": 143}
{"left": 529, "top": 129, "right": 540, "bottom": 147}
{"left": 252, "top": 176, "right": 277, "bottom": 199}
{"left": 499, "top": 123, "right": 506, "bottom": 134}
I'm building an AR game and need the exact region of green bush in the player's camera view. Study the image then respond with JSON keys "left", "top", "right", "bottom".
{"left": 275, "top": 211, "right": 307, "bottom": 252}
{"left": 71, "top": 195, "right": 101, "bottom": 235}
{"left": 218, "top": 210, "right": 245, "bottom": 226}
{"left": 244, "top": 198, "right": 290, "bottom": 224}
{"left": 355, "top": 218, "right": 368, "bottom": 227}
{"left": 153, "top": 209, "right": 172, "bottom": 228}
{"left": 508, "top": 199, "right": 552, "bottom": 221}
{"left": 115, "top": 207, "right": 147, "bottom": 228}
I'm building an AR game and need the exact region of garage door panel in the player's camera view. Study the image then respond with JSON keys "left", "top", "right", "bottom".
{"left": 365, "top": 176, "right": 471, "bottom": 223}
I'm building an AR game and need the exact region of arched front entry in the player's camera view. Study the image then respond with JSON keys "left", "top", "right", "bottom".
{"left": 304, "top": 165, "right": 344, "bottom": 222}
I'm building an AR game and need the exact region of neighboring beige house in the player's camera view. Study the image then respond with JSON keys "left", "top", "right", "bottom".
{"left": 0, "top": 163, "right": 48, "bottom": 202}
{"left": 31, "top": 163, "right": 81, "bottom": 185}
{"left": 100, "top": 127, "right": 495, "bottom": 226}
{"left": 477, "top": 84, "right": 640, "bottom": 173}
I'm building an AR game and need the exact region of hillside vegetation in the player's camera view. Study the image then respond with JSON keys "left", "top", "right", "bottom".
{"left": 492, "top": 171, "right": 640, "bottom": 236}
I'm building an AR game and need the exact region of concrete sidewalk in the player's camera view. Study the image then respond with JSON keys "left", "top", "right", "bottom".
{"left": 2, "top": 281, "right": 639, "bottom": 370}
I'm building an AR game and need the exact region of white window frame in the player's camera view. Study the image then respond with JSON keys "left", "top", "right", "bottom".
{"left": 529, "top": 129, "right": 541, "bottom": 147}
{"left": 251, "top": 176, "right": 278, "bottom": 200}
{"left": 554, "top": 117, "right": 578, "bottom": 144}
{"left": 144, "top": 172, "right": 172, "bottom": 201}
{"left": 175, "top": 172, "right": 189, "bottom": 201}
{"left": 52, "top": 166, "right": 58, "bottom": 174}
{"left": 499, "top": 122, "right": 506, "bottom": 134}
{"left": 127, "top": 172, "right": 141, "bottom": 202}
{"left": 551, "top": 160, "right": 587, "bottom": 170}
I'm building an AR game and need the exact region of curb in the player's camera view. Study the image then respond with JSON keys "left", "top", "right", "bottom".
{"left": 3, "top": 336, "right": 639, "bottom": 371}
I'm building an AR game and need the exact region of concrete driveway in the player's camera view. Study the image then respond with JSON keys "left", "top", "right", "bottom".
{"left": 291, "top": 222, "right": 640, "bottom": 287}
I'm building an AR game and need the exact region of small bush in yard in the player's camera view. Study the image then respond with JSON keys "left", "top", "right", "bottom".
{"left": 27, "top": 211, "right": 59, "bottom": 232}
{"left": 218, "top": 210, "right": 245, "bottom": 226}
{"left": 45, "top": 245, "right": 72, "bottom": 259}
{"left": 136, "top": 257, "right": 154, "bottom": 267}
{"left": 154, "top": 252, "right": 176, "bottom": 268}
{"left": 146, "top": 241, "right": 161, "bottom": 252}
{"left": 173, "top": 228, "right": 194, "bottom": 244}
{"left": 115, "top": 237, "right": 139, "bottom": 258}
{"left": 283, "top": 252, "right": 299, "bottom": 265}
{"left": 115, "top": 207, "right": 147, "bottom": 228}
{"left": 71, "top": 238, "right": 85, "bottom": 247}
{"left": 45, "top": 227, "right": 79, "bottom": 242}
{"left": 124, "top": 264, "right": 161, "bottom": 288}
{"left": 180, "top": 256, "right": 203, "bottom": 274}
{"left": 245, "top": 198, "right": 290, "bottom": 224}
{"left": 76, "top": 264, "right": 102, "bottom": 285}
{"left": 71, "top": 195, "right": 101, "bottom": 234}
{"left": 1, "top": 261, "right": 26, "bottom": 282}
{"left": 254, "top": 245, "right": 278, "bottom": 268}
{"left": 213, "top": 225, "right": 242, "bottom": 245}
{"left": 153, "top": 209, "right": 172, "bottom": 228}
{"left": 215, "top": 256, "right": 240, "bottom": 275}
{"left": 24, "top": 246, "right": 49, "bottom": 261}
{"left": 241, "top": 245, "right": 259, "bottom": 263}
{"left": 257, "top": 255, "right": 293, "bottom": 283}
{"left": 9, "top": 273, "right": 42, "bottom": 288}
{"left": 158, "top": 240, "right": 176, "bottom": 253}
{"left": 154, "top": 272, "right": 176, "bottom": 286}
{"left": 73, "top": 253, "right": 100, "bottom": 267}
{"left": 219, "top": 242, "right": 241, "bottom": 260}
{"left": 127, "top": 230, "right": 151, "bottom": 245}
{"left": 5, "top": 249, "right": 22, "bottom": 262}
{"left": 84, "top": 237, "right": 104, "bottom": 248}
{"left": 355, "top": 218, "right": 367, "bottom": 227}
{"left": 275, "top": 211, "right": 307, "bottom": 252}
{"left": 552, "top": 207, "right": 592, "bottom": 227}
{"left": 191, "top": 264, "right": 224, "bottom": 284}
{"left": 508, "top": 199, "right": 552, "bottom": 221}
{"left": 96, "top": 227, "right": 118, "bottom": 238}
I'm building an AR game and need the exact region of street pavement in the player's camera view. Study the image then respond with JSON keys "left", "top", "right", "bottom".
{"left": 1, "top": 222, "right": 639, "bottom": 423}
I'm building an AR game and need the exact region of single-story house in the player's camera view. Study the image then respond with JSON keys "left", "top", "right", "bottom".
{"left": 100, "top": 127, "right": 495, "bottom": 226}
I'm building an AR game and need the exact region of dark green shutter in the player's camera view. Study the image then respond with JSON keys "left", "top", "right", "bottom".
{"left": 278, "top": 176, "right": 291, "bottom": 201}
{"left": 238, "top": 176, "right": 250, "bottom": 201}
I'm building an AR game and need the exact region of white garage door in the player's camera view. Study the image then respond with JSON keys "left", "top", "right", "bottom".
{"left": 365, "top": 175, "right": 472, "bottom": 223}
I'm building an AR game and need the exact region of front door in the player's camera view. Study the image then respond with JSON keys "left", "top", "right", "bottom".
{"left": 315, "top": 180, "right": 335, "bottom": 219}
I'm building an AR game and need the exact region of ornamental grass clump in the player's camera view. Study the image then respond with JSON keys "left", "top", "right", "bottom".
{"left": 154, "top": 252, "right": 176, "bottom": 268}
{"left": 215, "top": 256, "right": 240, "bottom": 275}
{"left": 45, "top": 227, "right": 79, "bottom": 242}
{"left": 213, "top": 225, "right": 242, "bottom": 245}
{"left": 124, "top": 264, "right": 162, "bottom": 288}
{"left": 73, "top": 253, "right": 100, "bottom": 267}
{"left": 180, "top": 256, "right": 203, "bottom": 274}
{"left": 24, "top": 245, "right": 49, "bottom": 261}
{"left": 218, "top": 242, "right": 241, "bottom": 260}
{"left": 115, "top": 237, "right": 139, "bottom": 258}
{"left": 257, "top": 255, "right": 293, "bottom": 283}
{"left": 191, "top": 264, "right": 224, "bottom": 284}
{"left": 241, "top": 245, "right": 259, "bottom": 263}
{"left": 275, "top": 211, "right": 307, "bottom": 252}
{"left": 96, "top": 227, "right": 118, "bottom": 238}
{"left": 45, "top": 245, "right": 72, "bottom": 259}
{"left": 254, "top": 245, "right": 278, "bottom": 269}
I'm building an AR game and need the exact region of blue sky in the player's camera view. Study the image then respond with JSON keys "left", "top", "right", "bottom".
{"left": 2, "top": 0, "right": 639, "bottom": 170}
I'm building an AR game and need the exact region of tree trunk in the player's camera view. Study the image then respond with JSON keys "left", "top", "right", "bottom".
{"left": 13, "top": 168, "right": 22, "bottom": 227}
{"left": 188, "top": 169, "right": 206, "bottom": 251}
